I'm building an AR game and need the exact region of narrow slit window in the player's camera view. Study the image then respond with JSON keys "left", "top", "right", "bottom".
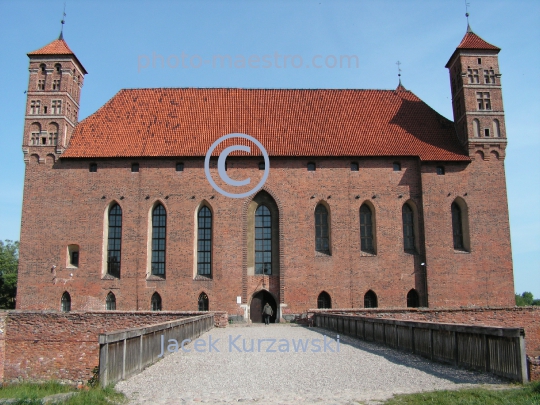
{"left": 315, "top": 204, "right": 330, "bottom": 254}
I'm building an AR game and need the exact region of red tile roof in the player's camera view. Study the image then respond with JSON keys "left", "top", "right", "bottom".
{"left": 28, "top": 39, "right": 75, "bottom": 56}
{"left": 27, "top": 38, "right": 88, "bottom": 74}
{"left": 62, "top": 88, "right": 469, "bottom": 161}
{"left": 457, "top": 31, "right": 500, "bottom": 51}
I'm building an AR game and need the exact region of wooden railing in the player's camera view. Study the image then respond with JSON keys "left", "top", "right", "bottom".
{"left": 314, "top": 313, "right": 528, "bottom": 383}
{"left": 98, "top": 314, "right": 214, "bottom": 386}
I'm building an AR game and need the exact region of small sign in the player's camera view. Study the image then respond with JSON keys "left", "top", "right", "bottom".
{"left": 237, "top": 296, "right": 242, "bottom": 304}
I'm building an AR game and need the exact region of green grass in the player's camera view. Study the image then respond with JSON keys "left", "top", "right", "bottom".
{"left": 0, "top": 382, "right": 126, "bottom": 405}
{"left": 383, "top": 381, "right": 540, "bottom": 405}
{"left": 0, "top": 381, "right": 74, "bottom": 399}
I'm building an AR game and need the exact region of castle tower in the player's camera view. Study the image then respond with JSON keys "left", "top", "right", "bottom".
{"left": 445, "top": 24, "right": 506, "bottom": 159}
{"left": 22, "top": 33, "right": 87, "bottom": 161}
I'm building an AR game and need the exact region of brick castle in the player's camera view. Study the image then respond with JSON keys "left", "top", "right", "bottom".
{"left": 16, "top": 23, "right": 514, "bottom": 322}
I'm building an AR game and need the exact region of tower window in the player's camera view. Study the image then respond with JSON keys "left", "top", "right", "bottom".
{"left": 477, "top": 58, "right": 482, "bottom": 64}
{"left": 51, "top": 100, "right": 62, "bottom": 114}
{"left": 307, "top": 162, "right": 316, "bottom": 171}
{"left": 467, "top": 69, "right": 479, "bottom": 84}
{"left": 436, "top": 166, "right": 445, "bottom": 175}
{"left": 176, "top": 162, "right": 184, "bottom": 171}
{"left": 131, "top": 163, "right": 139, "bottom": 172}
{"left": 30, "top": 100, "right": 41, "bottom": 115}
{"left": 476, "top": 92, "right": 491, "bottom": 110}
{"left": 37, "top": 80, "right": 45, "bottom": 90}
{"left": 40, "top": 64, "right": 46, "bottom": 72}
{"left": 89, "top": 163, "right": 97, "bottom": 172}
{"left": 393, "top": 162, "right": 401, "bottom": 171}
{"left": 55, "top": 63, "right": 62, "bottom": 73}
{"left": 484, "top": 128, "right": 490, "bottom": 137}
{"left": 484, "top": 69, "right": 495, "bottom": 84}
{"left": 52, "top": 79, "right": 61, "bottom": 91}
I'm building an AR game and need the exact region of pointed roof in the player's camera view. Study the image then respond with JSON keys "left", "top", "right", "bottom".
{"left": 446, "top": 27, "right": 500, "bottom": 68}
{"left": 61, "top": 88, "right": 468, "bottom": 161}
{"left": 27, "top": 38, "right": 87, "bottom": 74}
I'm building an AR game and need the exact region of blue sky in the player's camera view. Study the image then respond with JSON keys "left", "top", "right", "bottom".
{"left": 1, "top": 0, "right": 539, "bottom": 297}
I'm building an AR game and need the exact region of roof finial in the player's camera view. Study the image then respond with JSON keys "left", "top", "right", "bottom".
{"left": 465, "top": 0, "right": 472, "bottom": 32}
{"left": 396, "top": 60, "right": 402, "bottom": 87}
{"left": 58, "top": 3, "right": 66, "bottom": 40}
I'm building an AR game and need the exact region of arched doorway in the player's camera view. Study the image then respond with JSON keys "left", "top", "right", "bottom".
{"left": 250, "top": 290, "right": 277, "bottom": 323}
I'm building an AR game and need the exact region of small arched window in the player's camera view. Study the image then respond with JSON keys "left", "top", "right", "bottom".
{"left": 473, "top": 119, "right": 480, "bottom": 137}
{"left": 255, "top": 205, "right": 272, "bottom": 275}
{"left": 407, "top": 289, "right": 420, "bottom": 308}
{"left": 198, "top": 292, "right": 209, "bottom": 311}
{"left": 493, "top": 119, "right": 501, "bottom": 137}
{"left": 106, "top": 292, "right": 116, "bottom": 310}
{"left": 451, "top": 202, "right": 464, "bottom": 249}
{"left": 54, "top": 63, "right": 62, "bottom": 73}
{"left": 107, "top": 204, "right": 122, "bottom": 278}
{"left": 402, "top": 204, "right": 415, "bottom": 251}
{"left": 151, "top": 204, "right": 167, "bottom": 277}
{"left": 360, "top": 204, "right": 374, "bottom": 253}
{"left": 151, "top": 292, "right": 162, "bottom": 311}
{"left": 364, "top": 290, "right": 378, "bottom": 308}
{"left": 315, "top": 204, "right": 330, "bottom": 254}
{"left": 317, "top": 291, "right": 331, "bottom": 309}
{"left": 197, "top": 206, "right": 212, "bottom": 276}
{"left": 40, "top": 63, "right": 46, "bottom": 73}
{"left": 307, "top": 162, "right": 316, "bottom": 171}
{"left": 61, "top": 292, "right": 71, "bottom": 312}
{"left": 393, "top": 162, "right": 401, "bottom": 171}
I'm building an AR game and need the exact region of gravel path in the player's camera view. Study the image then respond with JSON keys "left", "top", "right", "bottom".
{"left": 116, "top": 324, "right": 510, "bottom": 404}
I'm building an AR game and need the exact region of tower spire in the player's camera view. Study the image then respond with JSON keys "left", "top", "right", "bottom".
{"left": 58, "top": 3, "right": 66, "bottom": 40}
{"left": 465, "top": 0, "right": 472, "bottom": 32}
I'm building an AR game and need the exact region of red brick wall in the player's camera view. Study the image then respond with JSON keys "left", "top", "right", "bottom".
{"left": 0, "top": 311, "right": 221, "bottom": 384}
{"left": 16, "top": 154, "right": 514, "bottom": 316}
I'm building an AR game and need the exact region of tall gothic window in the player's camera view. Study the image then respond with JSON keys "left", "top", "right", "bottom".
{"left": 197, "top": 206, "right": 212, "bottom": 276}
{"left": 402, "top": 204, "right": 415, "bottom": 252}
{"left": 360, "top": 204, "right": 374, "bottom": 253}
{"left": 106, "top": 292, "right": 116, "bottom": 310}
{"left": 451, "top": 202, "right": 464, "bottom": 250}
{"left": 61, "top": 292, "right": 71, "bottom": 312}
{"left": 315, "top": 204, "right": 330, "bottom": 254}
{"left": 107, "top": 203, "right": 122, "bottom": 278}
{"left": 255, "top": 205, "right": 272, "bottom": 275}
{"left": 151, "top": 204, "right": 166, "bottom": 277}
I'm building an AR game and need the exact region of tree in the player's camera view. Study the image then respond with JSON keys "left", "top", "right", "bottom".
{"left": 515, "top": 291, "right": 540, "bottom": 307}
{"left": 0, "top": 240, "right": 19, "bottom": 309}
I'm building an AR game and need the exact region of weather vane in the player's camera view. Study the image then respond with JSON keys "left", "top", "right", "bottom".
{"left": 59, "top": 3, "right": 66, "bottom": 40}
{"left": 396, "top": 61, "right": 402, "bottom": 86}
{"left": 465, "top": 0, "right": 471, "bottom": 26}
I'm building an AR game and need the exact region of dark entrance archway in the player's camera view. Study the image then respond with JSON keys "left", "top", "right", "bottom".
{"left": 250, "top": 290, "right": 277, "bottom": 323}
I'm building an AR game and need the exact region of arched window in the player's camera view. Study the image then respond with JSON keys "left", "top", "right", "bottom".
{"left": 47, "top": 122, "right": 59, "bottom": 146}
{"left": 451, "top": 202, "right": 464, "bottom": 250}
{"left": 61, "top": 292, "right": 71, "bottom": 312}
{"left": 106, "top": 292, "right": 116, "bottom": 310}
{"left": 407, "top": 289, "right": 419, "bottom": 308}
{"left": 151, "top": 204, "right": 166, "bottom": 277}
{"left": 315, "top": 204, "right": 330, "bottom": 254}
{"left": 54, "top": 63, "right": 62, "bottom": 73}
{"left": 317, "top": 291, "right": 331, "bottom": 309}
{"left": 198, "top": 292, "right": 209, "bottom": 311}
{"left": 402, "top": 204, "right": 415, "bottom": 251}
{"left": 107, "top": 204, "right": 122, "bottom": 278}
{"left": 360, "top": 204, "right": 374, "bottom": 253}
{"left": 473, "top": 119, "right": 480, "bottom": 137}
{"left": 493, "top": 119, "right": 501, "bottom": 137}
{"left": 197, "top": 206, "right": 212, "bottom": 276}
{"left": 364, "top": 290, "right": 378, "bottom": 308}
{"left": 30, "top": 122, "right": 41, "bottom": 145}
{"left": 255, "top": 205, "right": 272, "bottom": 275}
{"left": 151, "top": 292, "right": 162, "bottom": 311}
